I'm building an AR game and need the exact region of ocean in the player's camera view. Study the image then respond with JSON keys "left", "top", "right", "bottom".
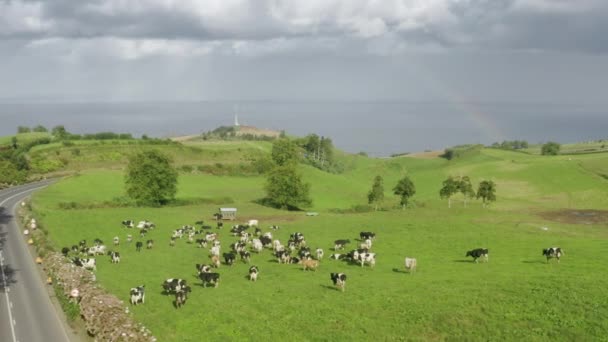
{"left": 0, "top": 101, "right": 606, "bottom": 156}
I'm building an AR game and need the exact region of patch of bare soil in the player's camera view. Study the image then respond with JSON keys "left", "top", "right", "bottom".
{"left": 537, "top": 209, "right": 608, "bottom": 225}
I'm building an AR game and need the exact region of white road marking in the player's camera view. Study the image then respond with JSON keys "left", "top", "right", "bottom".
{"left": 1, "top": 251, "right": 18, "bottom": 342}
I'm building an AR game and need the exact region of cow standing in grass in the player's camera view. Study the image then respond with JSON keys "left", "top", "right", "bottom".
{"left": 466, "top": 248, "right": 489, "bottom": 263}
{"left": 130, "top": 285, "right": 145, "bottom": 305}
{"left": 330, "top": 273, "right": 347, "bottom": 292}
{"left": 543, "top": 247, "right": 564, "bottom": 263}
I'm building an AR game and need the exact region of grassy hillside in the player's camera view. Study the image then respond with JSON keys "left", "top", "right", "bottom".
{"left": 28, "top": 142, "right": 608, "bottom": 341}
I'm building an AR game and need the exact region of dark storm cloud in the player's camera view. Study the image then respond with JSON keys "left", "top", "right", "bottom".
{"left": 1, "top": 0, "right": 607, "bottom": 53}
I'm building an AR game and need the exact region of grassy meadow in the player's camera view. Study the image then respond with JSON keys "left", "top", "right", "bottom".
{"left": 30, "top": 143, "right": 608, "bottom": 341}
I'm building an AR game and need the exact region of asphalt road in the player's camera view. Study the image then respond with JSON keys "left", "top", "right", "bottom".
{"left": 0, "top": 181, "right": 74, "bottom": 342}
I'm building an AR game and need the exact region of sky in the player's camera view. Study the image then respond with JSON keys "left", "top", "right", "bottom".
{"left": 1, "top": 0, "right": 607, "bottom": 103}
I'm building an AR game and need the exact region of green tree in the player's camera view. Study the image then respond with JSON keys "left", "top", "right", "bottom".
{"left": 458, "top": 176, "right": 475, "bottom": 207}
{"left": 393, "top": 175, "right": 416, "bottom": 210}
{"left": 32, "top": 125, "right": 48, "bottom": 132}
{"left": 264, "top": 165, "right": 311, "bottom": 210}
{"left": 541, "top": 142, "right": 561, "bottom": 155}
{"left": 367, "top": 175, "right": 385, "bottom": 211}
{"left": 125, "top": 150, "right": 178, "bottom": 206}
{"left": 0, "top": 160, "right": 27, "bottom": 185}
{"left": 271, "top": 138, "right": 300, "bottom": 166}
{"left": 52, "top": 125, "right": 68, "bottom": 140}
{"left": 17, "top": 126, "right": 31, "bottom": 133}
{"left": 476, "top": 180, "right": 497, "bottom": 208}
{"left": 440, "top": 176, "right": 459, "bottom": 208}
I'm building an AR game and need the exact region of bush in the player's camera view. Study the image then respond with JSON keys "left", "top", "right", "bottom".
{"left": 541, "top": 142, "right": 561, "bottom": 155}
{"left": 125, "top": 150, "right": 178, "bottom": 206}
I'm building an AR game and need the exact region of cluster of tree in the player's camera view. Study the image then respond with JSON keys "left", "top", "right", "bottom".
{"left": 295, "top": 134, "right": 333, "bottom": 166}
{"left": 440, "top": 176, "right": 496, "bottom": 208}
{"left": 201, "top": 126, "right": 281, "bottom": 142}
{"left": 490, "top": 140, "right": 529, "bottom": 150}
{"left": 441, "top": 144, "right": 483, "bottom": 160}
{"left": 541, "top": 142, "right": 561, "bottom": 155}
{"left": 17, "top": 125, "right": 49, "bottom": 133}
{"left": 263, "top": 139, "right": 312, "bottom": 210}
{"left": 0, "top": 136, "right": 53, "bottom": 186}
{"left": 367, "top": 175, "right": 416, "bottom": 211}
{"left": 124, "top": 150, "right": 178, "bottom": 206}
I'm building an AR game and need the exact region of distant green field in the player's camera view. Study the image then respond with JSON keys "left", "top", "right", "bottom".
{"left": 0, "top": 132, "right": 51, "bottom": 146}
{"left": 31, "top": 145, "right": 608, "bottom": 341}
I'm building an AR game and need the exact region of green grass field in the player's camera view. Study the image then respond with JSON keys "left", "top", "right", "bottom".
{"left": 30, "top": 144, "right": 608, "bottom": 341}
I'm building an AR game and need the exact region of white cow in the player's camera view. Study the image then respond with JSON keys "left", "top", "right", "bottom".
{"left": 404, "top": 257, "right": 417, "bottom": 273}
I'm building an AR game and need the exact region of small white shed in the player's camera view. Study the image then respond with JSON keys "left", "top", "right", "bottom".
{"left": 219, "top": 207, "right": 237, "bottom": 220}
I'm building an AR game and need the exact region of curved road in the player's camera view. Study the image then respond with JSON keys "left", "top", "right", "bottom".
{"left": 0, "top": 181, "right": 75, "bottom": 342}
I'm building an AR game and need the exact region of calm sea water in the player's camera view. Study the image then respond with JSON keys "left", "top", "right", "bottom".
{"left": 0, "top": 101, "right": 606, "bottom": 156}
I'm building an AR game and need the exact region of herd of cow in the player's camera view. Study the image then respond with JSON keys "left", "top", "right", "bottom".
{"left": 61, "top": 218, "right": 565, "bottom": 308}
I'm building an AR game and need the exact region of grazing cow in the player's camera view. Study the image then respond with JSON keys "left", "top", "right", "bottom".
{"left": 302, "top": 259, "right": 319, "bottom": 271}
{"left": 354, "top": 251, "right": 376, "bottom": 267}
{"left": 199, "top": 272, "right": 220, "bottom": 288}
{"left": 223, "top": 252, "right": 236, "bottom": 266}
{"left": 543, "top": 247, "right": 564, "bottom": 263}
{"left": 196, "top": 264, "right": 212, "bottom": 274}
{"left": 71, "top": 245, "right": 79, "bottom": 254}
{"left": 217, "top": 221, "right": 224, "bottom": 229}
{"left": 79, "top": 239, "right": 87, "bottom": 248}
{"left": 334, "top": 239, "right": 350, "bottom": 251}
{"left": 259, "top": 236, "right": 272, "bottom": 248}
{"left": 109, "top": 251, "right": 121, "bottom": 264}
{"left": 251, "top": 239, "right": 263, "bottom": 253}
{"left": 254, "top": 227, "right": 262, "bottom": 236}
{"left": 93, "top": 238, "right": 103, "bottom": 246}
{"left": 122, "top": 220, "right": 134, "bottom": 228}
{"left": 211, "top": 255, "right": 221, "bottom": 268}
{"left": 73, "top": 258, "right": 96, "bottom": 271}
{"left": 87, "top": 245, "right": 106, "bottom": 256}
{"left": 205, "top": 233, "right": 218, "bottom": 242}
{"left": 137, "top": 220, "right": 155, "bottom": 229}
{"left": 275, "top": 250, "right": 291, "bottom": 264}
{"left": 170, "top": 236, "right": 176, "bottom": 247}
{"left": 61, "top": 247, "right": 70, "bottom": 256}
{"left": 213, "top": 213, "right": 222, "bottom": 220}
{"left": 359, "top": 232, "right": 376, "bottom": 240}
{"left": 248, "top": 219, "right": 259, "bottom": 227}
{"left": 404, "top": 257, "right": 417, "bottom": 273}
{"left": 330, "top": 273, "right": 347, "bottom": 292}
{"left": 316, "top": 248, "right": 324, "bottom": 260}
{"left": 299, "top": 247, "right": 312, "bottom": 260}
{"left": 162, "top": 279, "right": 187, "bottom": 294}
{"left": 239, "top": 250, "right": 251, "bottom": 264}
{"left": 146, "top": 239, "right": 154, "bottom": 249}
{"left": 172, "top": 230, "right": 183, "bottom": 239}
{"left": 329, "top": 253, "right": 344, "bottom": 260}
{"left": 135, "top": 241, "right": 143, "bottom": 252}
{"left": 273, "top": 240, "right": 285, "bottom": 253}
{"left": 196, "top": 239, "right": 207, "bottom": 248}
{"left": 130, "top": 285, "right": 145, "bottom": 305}
{"left": 210, "top": 245, "right": 221, "bottom": 257}
{"left": 249, "top": 266, "right": 259, "bottom": 281}
{"left": 127, "top": 234, "right": 133, "bottom": 244}
{"left": 175, "top": 286, "right": 191, "bottom": 308}
{"left": 289, "top": 257, "right": 301, "bottom": 264}
{"left": 270, "top": 225, "right": 280, "bottom": 230}
{"left": 466, "top": 248, "right": 489, "bottom": 263}
{"left": 113, "top": 236, "right": 120, "bottom": 246}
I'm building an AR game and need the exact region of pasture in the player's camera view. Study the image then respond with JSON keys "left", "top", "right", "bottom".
{"left": 31, "top": 146, "right": 608, "bottom": 341}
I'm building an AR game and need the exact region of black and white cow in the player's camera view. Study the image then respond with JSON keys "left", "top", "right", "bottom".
{"left": 239, "top": 250, "right": 251, "bottom": 264}
{"left": 162, "top": 279, "right": 187, "bottom": 294}
{"left": 199, "top": 272, "right": 220, "bottom": 288}
{"left": 270, "top": 225, "right": 280, "bottom": 230}
{"left": 137, "top": 220, "right": 155, "bottom": 229}
{"left": 93, "top": 238, "right": 103, "bottom": 246}
{"left": 330, "top": 273, "right": 347, "bottom": 292}
{"left": 61, "top": 247, "right": 70, "bottom": 256}
{"left": 113, "top": 236, "right": 120, "bottom": 246}
{"left": 329, "top": 253, "right": 345, "bottom": 260}
{"left": 127, "top": 234, "right": 133, "bottom": 244}
{"left": 543, "top": 247, "right": 564, "bottom": 263}
{"left": 466, "top": 248, "right": 489, "bottom": 263}
{"left": 73, "top": 258, "right": 96, "bottom": 271}
{"left": 122, "top": 220, "right": 134, "bottom": 228}
{"left": 334, "top": 239, "right": 350, "bottom": 251}
{"left": 109, "top": 251, "right": 121, "bottom": 263}
{"left": 251, "top": 239, "right": 263, "bottom": 253}
{"left": 146, "top": 239, "right": 154, "bottom": 249}
{"left": 223, "top": 252, "right": 236, "bottom": 266}
{"left": 195, "top": 264, "right": 212, "bottom": 275}
{"left": 217, "top": 221, "right": 224, "bottom": 229}
{"left": 135, "top": 241, "right": 143, "bottom": 252}
{"left": 130, "top": 285, "right": 145, "bottom": 305}
{"left": 259, "top": 236, "right": 273, "bottom": 248}
{"left": 248, "top": 266, "right": 259, "bottom": 281}
{"left": 359, "top": 231, "right": 376, "bottom": 240}
{"left": 275, "top": 250, "right": 291, "bottom": 264}
{"left": 353, "top": 251, "right": 376, "bottom": 267}
{"left": 175, "top": 285, "right": 191, "bottom": 308}
{"left": 298, "top": 247, "right": 312, "bottom": 260}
